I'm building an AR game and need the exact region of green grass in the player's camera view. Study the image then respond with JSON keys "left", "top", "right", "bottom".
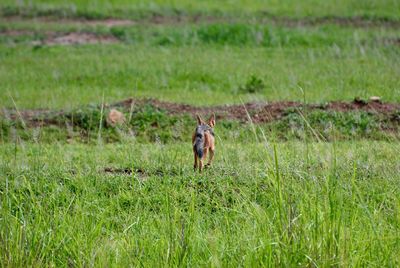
{"left": 2, "top": 0, "right": 400, "bottom": 20}
{"left": 1, "top": 43, "right": 399, "bottom": 109}
{"left": 1, "top": 3, "right": 399, "bottom": 109}
{"left": 1, "top": 141, "right": 399, "bottom": 266}
{"left": 1, "top": 1, "right": 400, "bottom": 265}
{"left": 2, "top": 21, "right": 388, "bottom": 45}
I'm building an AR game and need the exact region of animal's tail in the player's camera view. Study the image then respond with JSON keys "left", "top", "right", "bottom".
{"left": 193, "top": 127, "right": 204, "bottom": 158}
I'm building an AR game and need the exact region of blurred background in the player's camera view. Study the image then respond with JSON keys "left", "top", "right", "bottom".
{"left": 1, "top": 0, "right": 399, "bottom": 109}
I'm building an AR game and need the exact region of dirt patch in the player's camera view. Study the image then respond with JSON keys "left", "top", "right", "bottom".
{"left": 51, "top": 18, "right": 134, "bottom": 27}
{"left": 1, "top": 29, "right": 120, "bottom": 45}
{"left": 0, "top": 29, "right": 34, "bottom": 36}
{"left": 35, "top": 32, "right": 119, "bottom": 45}
{"left": 104, "top": 167, "right": 147, "bottom": 180}
{"left": 3, "top": 14, "right": 400, "bottom": 28}
{"left": 0, "top": 107, "right": 64, "bottom": 127}
{"left": 381, "top": 38, "right": 400, "bottom": 46}
{"left": 2, "top": 16, "right": 135, "bottom": 27}
{"left": 2, "top": 98, "right": 400, "bottom": 126}
{"left": 103, "top": 167, "right": 178, "bottom": 179}
{"left": 104, "top": 167, "right": 139, "bottom": 175}
{"left": 113, "top": 98, "right": 400, "bottom": 124}
{"left": 264, "top": 15, "right": 400, "bottom": 28}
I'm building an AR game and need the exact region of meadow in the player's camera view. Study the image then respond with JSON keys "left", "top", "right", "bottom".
{"left": 1, "top": 0, "right": 400, "bottom": 267}
{"left": 1, "top": 142, "right": 400, "bottom": 266}
{"left": 2, "top": 0, "right": 400, "bottom": 19}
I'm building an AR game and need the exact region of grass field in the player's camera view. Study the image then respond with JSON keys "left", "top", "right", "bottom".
{"left": 1, "top": 29, "right": 399, "bottom": 108}
{"left": 2, "top": 0, "right": 400, "bottom": 19}
{"left": 1, "top": 0, "right": 400, "bottom": 266}
{"left": 1, "top": 45, "right": 399, "bottom": 108}
{"left": 1, "top": 142, "right": 400, "bottom": 266}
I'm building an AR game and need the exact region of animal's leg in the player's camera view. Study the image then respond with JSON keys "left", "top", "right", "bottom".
{"left": 199, "top": 159, "right": 204, "bottom": 173}
{"left": 200, "top": 148, "right": 208, "bottom": 173}
{"left": 206, "top": 148, "right": 214, "bottom": 167}
{"left": 193, "top": 149, "right": 198, "bottom": 171}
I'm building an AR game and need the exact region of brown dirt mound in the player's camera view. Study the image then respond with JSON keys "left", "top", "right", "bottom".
{"left": 2, "top": 98, "right": 400, "bottom": 126}
{"left": 113, "top": 98, "right": 400, "bottom": 124}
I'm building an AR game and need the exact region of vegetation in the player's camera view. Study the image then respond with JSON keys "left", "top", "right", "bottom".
{"left": 1, "top": 141, "right": 400, "bottom": 266}
{"left": 1, "top": 0, "right": 400, "bottom": 266}
{"left": 1, "top": 104, "right": 399, "bottom": 143}
{"left": 2, "top": 0, "right": 400, "bottom": 20}
{"left": 1, "top": 43, "right": 399, "bottom": 108}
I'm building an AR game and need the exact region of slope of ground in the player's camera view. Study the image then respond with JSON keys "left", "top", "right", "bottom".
{"left": 4, "top": 98, "right": 399, "bottom": 125}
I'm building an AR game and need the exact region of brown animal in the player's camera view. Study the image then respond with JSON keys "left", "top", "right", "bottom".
{"left": 192, "top": 114, "right": 216, "bottom": 172}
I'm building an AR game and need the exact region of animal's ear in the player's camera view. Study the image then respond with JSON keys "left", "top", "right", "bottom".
{"left": 208, "top": 113, "right": 216, "bottom": 127}
{"left": 196, "top": 114, "right": 204, "bottom": 125}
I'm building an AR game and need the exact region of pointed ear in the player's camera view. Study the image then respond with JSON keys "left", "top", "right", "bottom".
{"left": 196, "top": 114, "right": 204, "bottom": 125}
{"left": 208, "top": 113, "right": 216, "bottom": 127}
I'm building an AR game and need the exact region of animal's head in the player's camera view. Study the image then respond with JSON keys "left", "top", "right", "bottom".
{"left": 196, "top": 114, "right": 216, "bottom": 128}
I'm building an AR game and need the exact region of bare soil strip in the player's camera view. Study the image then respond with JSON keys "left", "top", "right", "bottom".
{"left": 2, "top": 29, "right": 397, "bottom": 46}
{"left": 2, "top": 16, "right": 135, "bottom": 27}
{"left": 3, "top": 15, "right": 400, "bottom": 28}
{"left": 267, "top": 15, "right": 400, "bottom": 28}
{"left": 1, "top": 30, "right": 119, "bottom": 45}
{"left": 114, "top": 98, "right": 400, "bottom": 123}
{"left": 2, "top": 98, "right": 400, "bottom": 126}
{"left": 37, "top": 32, "right": 119, "bottom": 45}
